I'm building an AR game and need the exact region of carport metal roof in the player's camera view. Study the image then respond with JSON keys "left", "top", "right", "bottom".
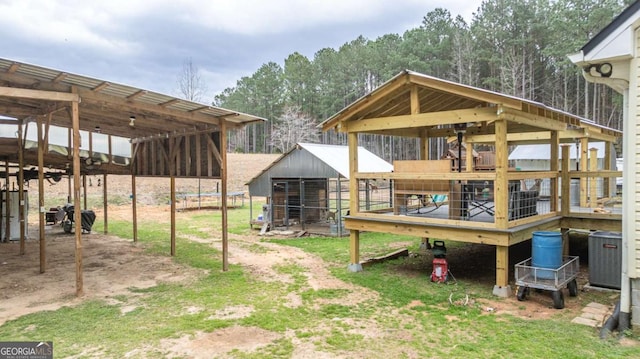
{"left": 0, "top": 57, "right": 264, "bottom": 297}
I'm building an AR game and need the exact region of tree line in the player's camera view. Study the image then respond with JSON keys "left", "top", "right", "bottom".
{"left": 212, "top": 0, "right": 632, "bottom": 161}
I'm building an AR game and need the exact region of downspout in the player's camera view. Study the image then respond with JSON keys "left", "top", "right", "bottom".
{"left": 581, "top": 69, "right": 631, "bottom": 331}
{"left": 619, "top": 87, "right": 631, "bottom": 332}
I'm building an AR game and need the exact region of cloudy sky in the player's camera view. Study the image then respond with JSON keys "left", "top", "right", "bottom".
{"left": 0, "top": 0, "right": 483, "bottom": 104}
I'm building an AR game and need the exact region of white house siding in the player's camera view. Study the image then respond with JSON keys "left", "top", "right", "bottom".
{"left": 631, "top": 26, "right": 640, "bottom": 324}
{"left": 635, "top": 28, "right": 640, "bottom": 278}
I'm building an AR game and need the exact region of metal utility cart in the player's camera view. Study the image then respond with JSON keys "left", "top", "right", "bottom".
{"left": 514, "top": 256, "right": 580, "bottom": 309}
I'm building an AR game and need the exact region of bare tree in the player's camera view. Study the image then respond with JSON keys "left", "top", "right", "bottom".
{"left": 177, "top": 58, "right": 207, "bottom": 102}
{"left": 270, "top": 106, "right": 319, "bottom": 153}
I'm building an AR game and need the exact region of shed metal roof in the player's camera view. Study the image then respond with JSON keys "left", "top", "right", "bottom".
{"left": 247, "top": 143, "right": 392, "bottom": 197}
{"left": 508, "top": 142, "right": 607, "bottom": 160}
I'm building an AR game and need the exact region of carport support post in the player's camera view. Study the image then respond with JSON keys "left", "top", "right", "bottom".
{"left": 170, "top": 175, "right": 176, "bottom": 256}
{"left": 71, "top": 90, "right": 83, "bottom": 296}
{"left": 221, "top": 119, "right": 229, "bottom": 271}
{"left": 493, "top": 117, "right": 511, "bottom": 297}
{"left": 37, "top": 117, "right": 46, "bottom": 273}
{"left": 18, "top": 119, "right": 25, "bottom": 254}
{"left": 132, "top": 174, "right": 137, "bottom": 243}
{"left": 347, "top": 132, "right": 362, "bottom": 272}
{"left": 103, "top": 173, "right": 108, "bottom": 234}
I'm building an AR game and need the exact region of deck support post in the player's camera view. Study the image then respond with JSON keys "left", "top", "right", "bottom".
{"left": 493, "top": 117, "right": 511, "bottom": 296}
{"left": 493, "top": 245, "right": 512, "bottom": 297}
{"left": 550, "top": 130, "right": 559, "bottom": 212}
{"left": 561, "top": 145, "right": 571, "bottom": 215}
{"left": 347, "top": 132, "right": 362, "bottom": 271}
{"left": 561, "top": 227, "right": 570, "bottom": 256}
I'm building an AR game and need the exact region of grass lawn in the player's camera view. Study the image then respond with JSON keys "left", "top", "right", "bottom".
{"left": 1, "top": 201, "right": 639, "bottom": 358}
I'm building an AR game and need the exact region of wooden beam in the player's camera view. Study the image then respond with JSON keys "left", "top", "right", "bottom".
{"left": 77, "top": 88, "right": 221, "bottom": 126}
{"left": 7, "top": 62, "right": 20, "bottom": 73}
{"left": 159, "top": 98, "right": 181, "bottom": 108}
{"left": 0, "top": 86, "right": 80, "bottom": 102}
{"left": 92, "top": 81, "right": 110, "bottom": 92}
{"left": 52, "top": 72, "right": 67, "bottom": 83}
{"left": 345, "top": 107, "right": 497, "bottom": 133}
{"left": 499, "top": 109, "right": 568, "bottom": 132}
{"left": 465, "top": 129, "right": 584, "bottom": 144}
{"left": 126, "top": 90, "right": 147, "bottom": 101}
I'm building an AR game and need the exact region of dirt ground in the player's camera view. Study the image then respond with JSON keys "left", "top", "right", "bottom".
{"left": 0, "top": 153, "right": 627, "bottom": 356}
{"left": 0, "top": 219, "right": 591, "bottom": 357}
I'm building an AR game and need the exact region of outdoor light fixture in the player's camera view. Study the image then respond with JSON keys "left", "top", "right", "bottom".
{"left": 94, "top": 126, "right": 101, "bottom": 133}
{"left": 129, "top": 115, "right": 136, "bottom": 127}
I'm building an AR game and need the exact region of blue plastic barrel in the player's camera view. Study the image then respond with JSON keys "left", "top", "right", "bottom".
{"left": 532, "top": 231, "right": 563, "bottom": 279}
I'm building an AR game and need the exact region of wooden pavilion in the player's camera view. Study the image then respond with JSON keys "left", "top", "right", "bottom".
{"left": 0, "top": 57, "right": 264, "bottom": 296}
{"left": 320, "top": 70, "right": 622, "bottom": 297}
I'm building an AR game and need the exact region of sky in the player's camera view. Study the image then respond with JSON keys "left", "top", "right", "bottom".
{"left": 0, "top": 0, "right": 483, "bottom": 104}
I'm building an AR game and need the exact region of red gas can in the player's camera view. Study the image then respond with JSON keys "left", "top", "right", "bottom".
{"left": 431, "top": 258, "right": 449, "bottom": 283}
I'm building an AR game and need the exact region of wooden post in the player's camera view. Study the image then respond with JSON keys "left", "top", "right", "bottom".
{"left": 561, "top": 145, "right": 571, "bottom": 216}
{"left": 496, "top": 245, "right": 509, "bottom": 288}
{"left": 561, "top": 227, "right": 570, "bottom": 256}
{"left": 603, "top": 142, "right": 612, "bottom": 198}
{"left": 579, "top": 138, "right": 588, "bottom": 207}
{"left": 71, "top": 90, "right": 83, "bottom": 296}
{"left": 494, "top": 119, "right": 508, "bottom": 229}
{"left": 17, "top": 120, "right": 25, "bottom": 254}
{"left": 170, "top": 176, "right": 176, "bottom": 256}
{"left": 4, "top": 161, "right": 10, "bottom": 242}
{"left": 493, "top": 118, "right": 510, "bottom": 294}
{"left": 465, "top": 141, "right": 474, "bottom": 172}
{"left": 347, "top": 132, "right": 361, "bottom": 271}
{"left": 589, "top": 147, "right": 598, "bottom": 208}
{"left": 220, "top": 120, "right": 229, "bottom": 271}
{"left": 37, "top": 117, "right": 46, "bottom": 273}
{"left": 550, "top": 131, "right": 559, "bottom": 212}
{"left": 82, "top": 174, "right": 87, "bottom": 210}
{"left": 103, "top": 173, "right": 108, "bottom": 234}
{"left": 131, "top": 173, "right": 137, "bottom": 243}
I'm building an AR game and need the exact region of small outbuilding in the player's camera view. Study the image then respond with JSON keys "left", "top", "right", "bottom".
{"left": 247, "top": 143, "right": 392, "bottom": 236}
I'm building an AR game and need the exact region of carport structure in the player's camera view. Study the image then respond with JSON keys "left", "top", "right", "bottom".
{"left": 0, "top": 58, "right": 264, "bottom": 296}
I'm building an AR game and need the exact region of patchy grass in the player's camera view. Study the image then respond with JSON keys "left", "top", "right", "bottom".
{"left": 2, "top": 207, "right": 640, "bottom": 358}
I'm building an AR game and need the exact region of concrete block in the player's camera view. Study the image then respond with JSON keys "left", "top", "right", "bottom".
{"left": 347, "top": 263, "right": 363, "bottom": 272}
{"left": 585, "top": 302, "right": 609, "bottom": 311}
{"left": 571, "top": 317, "right": 599, "bottom": 327}
{"left": 492, "top": 285, "right": 512, "bottom": 298}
